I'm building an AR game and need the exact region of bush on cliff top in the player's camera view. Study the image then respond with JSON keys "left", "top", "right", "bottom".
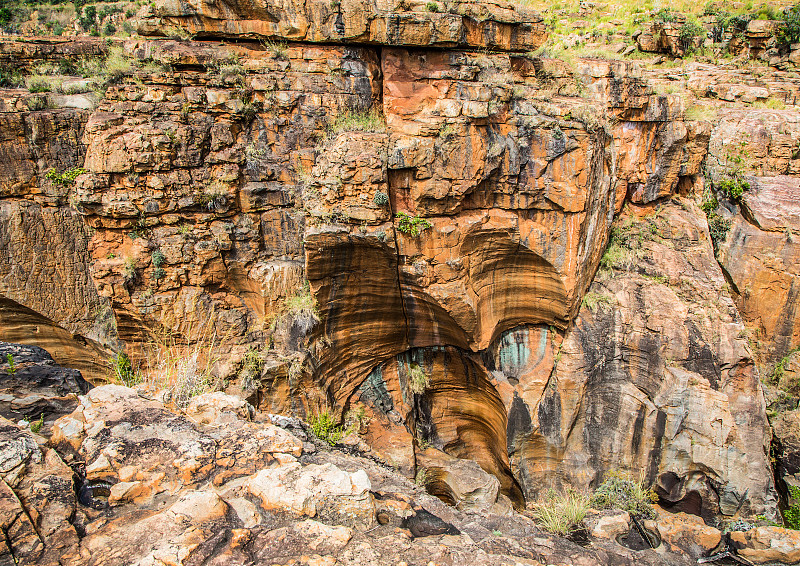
{"left": 778, "top": 4, "right": 800, "bottom": 46}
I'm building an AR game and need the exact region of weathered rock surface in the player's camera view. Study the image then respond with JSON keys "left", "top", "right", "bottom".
{"left": 0, "top": 89, "right": 117, "bottom": 355}
{"left": 508, "top": 200, "right": 776, "bottom": 520}
{"left": 0, "top": 416, "right": 80, "bottom": 566}
{"left": 0, "top": 295, "right": 111, "bottom": 383}
{"left": 3, "top": 383, "right": 707, "bottom": 565}
{"left": 730, "top": 526, "right": 800, "bottom": 564}
{"left": 0, "top": 37, "right": 106, "bottom": 70}
{"left": 0, "top": 341, "right": 91, "bottom": 424}
{"left": 136, "top": 0, "right": 547, "bottom": 52}
{"left": 644, "top": 509, "right": 721, "bottom": 559}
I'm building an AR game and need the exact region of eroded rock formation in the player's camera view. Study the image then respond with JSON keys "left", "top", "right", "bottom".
{"left": 1, "top": 0, "right": 798, "bottom": 530}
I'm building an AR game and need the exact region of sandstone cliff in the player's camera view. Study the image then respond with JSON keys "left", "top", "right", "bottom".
{"left": 0, "top": 0, "right": 798, "bottom": 535}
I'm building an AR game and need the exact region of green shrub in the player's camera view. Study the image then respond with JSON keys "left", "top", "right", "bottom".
{"left": 0, "top": 65, "right": 23, "bottom": 87}
{"left": 151, "top": 250, "right": 166, "bottom": 268}
{"left": 654, "top": 8, "right": 678, "bottom": 23}
{"left": 707, "top": 213, "right": 732, "bottom": 250}
{"left": 396, "top": 212, "right": 432, "bottom": 237}
{"left": 45, "top": 167, "right": 88, "bottom": 187}
{"left": 532, "top": 490, "right": 590, "bottom": 535}
{"left": 711, "top": 11, "right": 751, "bottom": 43}
{"left": 778, "top": 5, "right": 800, "bottom": 46}
{"left": 591, "top": 471, "right": 658, "bottom": 519}
{"left": 679, "top": 19, "right": 705, "bottom": 54}
{"left": 772, "top": 346, "right": 800, "bottom": 394}
{"left": 109, "top": 352, "right": 141, "bottom": 386}
{"left": 408, "top": 363, "right": 429, "bottom": 394}
{"left": 373, "top": 190, "right": 389, "bottom": 206}
{"left": 425, "top": 1, "right": 440, "bottom": 12}
{"left": 700, "top": 195, "right": 718, "bottom": 215}
{"left": 79, "top": 5, "right": 96, "bottom": 30}
{"left": 784, "top": 485, "right": 800, "bottom": 529}
{"left": 152, "top": 267, "right": 166, "bottom": 280}
{"left": 716, "top": 176, "right": 749, "bottom": 201}
{"left": 30, "top": 413, "right": 44, "bottom": 433}
{"left": 5, "top": 353, "right": 15, "bottom": 375}
{"left": 309, "top": 410, "right": 346, "bottom": 445}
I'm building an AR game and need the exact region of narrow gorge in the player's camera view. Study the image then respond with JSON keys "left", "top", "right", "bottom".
{"left": 1, "top": 0, "right": 800, "bottom": 563}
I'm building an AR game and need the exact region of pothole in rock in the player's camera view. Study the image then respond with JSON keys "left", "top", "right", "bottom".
{"left": 76, "top": 477, "right": 115, "bottom": 510}
{"left": 615, "top": 524, "right": 660, "bottom": 550}
{"left": 566, "top": 526, "right": 590, "bottom": 547}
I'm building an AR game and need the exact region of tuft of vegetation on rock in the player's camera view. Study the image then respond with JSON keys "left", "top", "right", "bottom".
{"left": 531, "top": 489, "right": 590, "bottom": 535}
{"left": 407, "top": 363, "right": 430, "bottom": 394}
{"left": 590, "top": 471, "right": 659, "bottom": 519}
{"left": 309, "top": 410, "right": 346, "bottom": 445}
{"left": 784, "top": 485, "right": 800, "bottom": 529}
{"left": 109, "top": 351, "right": 141, "bottom": 386}
{"left": 328, "top": 109, "right": 386, "bottom": 136}
{"left": 45, "top": 167, "right": 87, "bottom": 187}
{"left": 395, "top": 212, "right": 432, "bottom": 237}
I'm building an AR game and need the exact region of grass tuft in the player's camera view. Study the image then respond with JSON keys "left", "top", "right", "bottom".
{"left": 531, "top": 489, "right": 590, "bottom": 536}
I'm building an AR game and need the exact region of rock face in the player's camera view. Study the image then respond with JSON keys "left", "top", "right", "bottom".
{"left": 136, "top": 0, "right": 547, "bottom": 52}
{"left": 0, "top": 341, "right": 91, "bottom": 424}
{"left": 0, "top": 84, "right": 118, "bottom": 362}
{"left": 72, "top": 34, "right": 741, "bottom": 512}
{"left": 501, "top": 200, "right": 776, "bottom": 519}
{"left": 0, "top": 296, "right": 111, "bottom": 383}
{"left": 0, "top": 0, "right": 796, "bottom": 528}
{"left": 4, "top": 383, "right": 708, "bottom": 566}
{"left": 712, "top": 109, "right": 800, "bottom": 367}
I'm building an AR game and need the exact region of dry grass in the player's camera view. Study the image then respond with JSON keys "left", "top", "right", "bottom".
{"left": 530, "top": 489, "right": 590, "bottom": 536}
{"left": 685, "top": 104, "right": 719, "bottom": 121}
{"left": 110, "top": 302, "right": 226, "bottom": 407}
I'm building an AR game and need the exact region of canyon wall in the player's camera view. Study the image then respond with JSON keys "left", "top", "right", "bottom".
{"left": 1, "top": 0, "right": 798, "bottom": 522}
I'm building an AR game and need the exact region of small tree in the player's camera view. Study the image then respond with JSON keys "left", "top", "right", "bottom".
{"left": 778, "top": 5, "right": 800, "bottom": 46}
{"left": 679, "top": 20, "right": 705, "bottom": 55}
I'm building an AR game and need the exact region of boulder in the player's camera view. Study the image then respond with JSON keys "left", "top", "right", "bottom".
{"left": 730, "top": 526, "right": 800, "bottom": 564}
{"left": 416, "top": 447, "right": 502, "bottom": 512}
{"left": 645, "top": 510, "right": 722, "bottom": 558}
{"left": 0, "top": 341, "right": 91, "bottom": 424}
{"left": 587, "top": 510, "right": 631, "bottom": 539}
{"left": 246, "top": 461, "right": 375, "bottom": 528}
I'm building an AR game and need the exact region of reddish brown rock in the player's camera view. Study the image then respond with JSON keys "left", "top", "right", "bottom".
{"left": 136, "top": 0, "right": 547, "bottom": 52}
{"left": 730, "top": 526, "right": 800, "bottom": 564}
{"left": 507, "top": 200, "right": 777, "bottom": 520}
{"left": 645, "top": 509, "right": 722, "bottom": 559}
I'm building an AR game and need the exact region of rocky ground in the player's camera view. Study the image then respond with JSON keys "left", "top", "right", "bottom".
{"left": 0, "top": 377, "right": 798, "bottom": 566}
{"left": 1, "top": 0, "right": 800, "bottom": 563}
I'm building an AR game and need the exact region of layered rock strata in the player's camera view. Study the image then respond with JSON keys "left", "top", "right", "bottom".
{"left": 0, "top": 0, "right": 795, "bottom": 525}
{"left": 0, "top": 87, "right": 117, "bottom": 358}
{"left": 135, "top": 0, "right": 547, "bottom": 51}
